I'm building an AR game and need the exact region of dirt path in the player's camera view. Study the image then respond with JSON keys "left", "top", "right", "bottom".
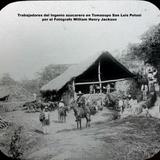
{"left": 3, "top": 108, "right": 117, "bottom": 160}
{"left": 1, "top": 108, "right": 160, "bottom": 160}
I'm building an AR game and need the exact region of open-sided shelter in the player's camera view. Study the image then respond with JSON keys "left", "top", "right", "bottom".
{"left": 41, "top": 51, "right": 135, "bottom": 101}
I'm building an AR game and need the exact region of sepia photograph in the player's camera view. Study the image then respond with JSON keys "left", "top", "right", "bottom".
{"left": 0, "top": 1, "right": 160, "bottom": 160}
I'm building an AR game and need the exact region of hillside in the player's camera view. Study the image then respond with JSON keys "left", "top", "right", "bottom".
{"left": 0, "top": 84, "right": 33, "bottom": 102}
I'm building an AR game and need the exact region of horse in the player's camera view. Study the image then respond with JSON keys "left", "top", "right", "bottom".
{"left": 70, "top": 100, "right": 91, "bottom": 129}
{"left": 58, "top": 106, "right": 68, "bottom": 123}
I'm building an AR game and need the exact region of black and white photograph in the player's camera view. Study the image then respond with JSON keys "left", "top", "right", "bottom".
{"left": 0, "top": 1, "right": 160, "bottom": 160}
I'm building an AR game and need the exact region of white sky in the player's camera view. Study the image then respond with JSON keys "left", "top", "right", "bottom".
{"left": 0, "top": 1, "right": 159, "bottom": 80}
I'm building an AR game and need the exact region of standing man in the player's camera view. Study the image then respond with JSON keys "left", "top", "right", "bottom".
{"left": 141, "top": 84, "right": 148, "bottom": 100}
{"left": 39, "top": 106, "right": 50, "bottom": 134}
{"left": 39, "top": 107, "right": 50, "bottom": 134}
{"left": 43, "top": 106, "right": 50, "bottom": 134}
{"left": 89, "top": 85, "right": 94, "bottom": 94}
{"left": 106, "top": 84, "right": 111, "bottom": 94}
{"left": 58, "top": 99, "right": 65, "bottom": 122}
{"left": 118, "top": 98, "right": 124, "bottom": 114}
{"left": 33, "top": 93, "right": 37, "bottom": 102}
{"left": 39, "top": 107, "right": 45, "bottom": 131}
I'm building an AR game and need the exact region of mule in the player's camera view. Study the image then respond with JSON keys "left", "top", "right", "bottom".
{"left": 58, "top": 106, "right": 68, "bottom": 123}
{"left": 70, "top": 101, "right": 91, "bottom": 129}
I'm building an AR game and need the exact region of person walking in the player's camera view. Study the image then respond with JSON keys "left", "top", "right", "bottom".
{"left": 141, "top": 84, "right": 148, "bottom": 100}
{"left": 39, "top": 106, "right": 50, "bottom": 134}
{"left": 39, "top": 107, "right": 45, "bottom": 133}
{"left": 44, "top": 106, "right": 50, "bottom": 134}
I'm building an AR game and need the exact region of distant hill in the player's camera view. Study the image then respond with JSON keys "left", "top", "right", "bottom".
{"left": 19, "top": 64, "right": 72, "bottom": 95}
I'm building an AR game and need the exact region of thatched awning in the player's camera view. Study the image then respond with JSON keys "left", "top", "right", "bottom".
{"left": 41, "top": 51, "right": 134, "bottom": 92}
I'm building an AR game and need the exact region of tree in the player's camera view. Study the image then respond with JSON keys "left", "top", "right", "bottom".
{"left": 135, "top": 23, "right": 160, "bottom": 66}
{"left": 124, "top": 23, "right": 160, "bottom": 84}
{"left": 37, "top": 64, "right": 70, "bottom": 87}
{"left": 20, "top": 78, "right": 40, "bottom": 94}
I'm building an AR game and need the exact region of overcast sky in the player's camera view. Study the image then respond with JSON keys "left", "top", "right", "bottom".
{"left": 0, "top": 1, "right": 159, "bottom": 80}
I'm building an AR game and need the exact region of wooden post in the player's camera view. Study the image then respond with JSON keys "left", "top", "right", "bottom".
{"left": 72, "top": 79, "right": 76, "bottom": 101}
{"left": 98, "top": 61, "right": 102, "bottom": 94}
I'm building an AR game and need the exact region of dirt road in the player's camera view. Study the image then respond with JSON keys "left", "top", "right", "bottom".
{"left": 1, "top": 108, "right": 160, "bottom": 160}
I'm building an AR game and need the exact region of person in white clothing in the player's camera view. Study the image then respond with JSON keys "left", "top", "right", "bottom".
{"left": 59, "top": 100, "right": 65, "bottom": 108}
{"left": 42, "top": 107, "right": 50, "bottom": 134}
{"left": 118, "top": 99, "right": 124, "bottom": 113}
{"left": 58, "top": 100, "right": 65, "bottom": 121}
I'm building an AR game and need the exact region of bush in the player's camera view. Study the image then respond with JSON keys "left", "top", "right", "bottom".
{"left": 115, "top": 79, "right": 142, "bottom": 100}
{"left": 145, "top": 92, "right": 157, "bottom": 109}
{"left": 9, "top": 126, "right": 24, "bottom": 160}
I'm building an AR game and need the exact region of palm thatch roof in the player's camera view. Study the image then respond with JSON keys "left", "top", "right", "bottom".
{"left": 41, "top": 51, "right": 134, "bottom": 92}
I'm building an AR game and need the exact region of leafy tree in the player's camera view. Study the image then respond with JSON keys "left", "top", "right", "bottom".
{"left": 20, "top": 79, "right": 40, "bottom": 94}
{"left": 135, "top": 23, "right": 160, "bottom": 66}
{"left": 19, "top": 64, "right": 70, "bottom": 94}
{"left": 37, "top": 64, "right": 70, "bottom": 87}
{"left": 123, "top": 23, "right": 160, "bottom": 84}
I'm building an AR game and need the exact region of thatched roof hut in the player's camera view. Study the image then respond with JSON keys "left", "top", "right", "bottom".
{"left": 0, "top": 85, "right": 33, "bottom": 102}
{"left": 41, "top": 51, "right": 134, "bottom": 101}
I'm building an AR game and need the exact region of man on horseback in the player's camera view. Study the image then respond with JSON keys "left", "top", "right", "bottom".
{"left": 72, "top": 93, "right": 91, "bottom": 129}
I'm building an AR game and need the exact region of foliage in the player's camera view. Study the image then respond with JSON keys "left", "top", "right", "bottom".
{"left": 125, "top": 23, "right": 160, "bottom": 83}
{"left": 144, "top": 92, "right": 157, "bottom": 109}
{"left": 19, "top": 64, "right": 70, "bottom": 94}
{"left": 20, "top": 79, "right": 40, "bottom": 94}
{"left": 37, "top": 64, "right": 70, "bottom": 87}
{"left": 9, "top": 126, "right": 24, "bottom": 160}
{"left": 137, "top": 24, "right": 160, "bottom": 65}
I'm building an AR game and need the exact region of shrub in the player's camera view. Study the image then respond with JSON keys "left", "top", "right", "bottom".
{"left": 9, "top": 126, "right": 24, "bottom": 160}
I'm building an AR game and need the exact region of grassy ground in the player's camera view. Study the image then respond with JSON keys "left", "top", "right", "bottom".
{"left": 0, "top": 107, "right": 160, "bottom": 160}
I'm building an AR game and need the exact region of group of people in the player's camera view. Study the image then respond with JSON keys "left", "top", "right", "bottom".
{"left": 118, "top": 95, "right": 137, "bottom": 114}
{"left": 38, "top": 93, "right": 98, "bottom": 134}
{"left": 39, "top": 99, "right": 66, "bottom": 134}
{"left": 89, "top": 83, "right": 113, "bottom": 94}
{"left": 141, "top": 63, "right": 159, "bottom": 101}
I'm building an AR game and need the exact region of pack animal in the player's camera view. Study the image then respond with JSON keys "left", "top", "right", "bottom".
{"left": 70, "top": 100, "right": 91, "bottom": 129}
{"left": 58, "top": 106, "right": 68, "bottom": 123}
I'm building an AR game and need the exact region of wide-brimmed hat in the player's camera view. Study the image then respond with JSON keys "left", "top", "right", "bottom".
{"left": 77, "top": 91, "right": 83, "bottom": 95}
